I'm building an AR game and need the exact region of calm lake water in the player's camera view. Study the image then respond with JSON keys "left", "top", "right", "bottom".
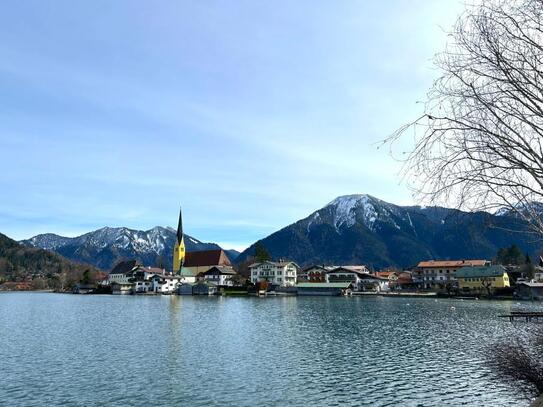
{"left": 0, "top": 293, "right": 539, "bottom": 406}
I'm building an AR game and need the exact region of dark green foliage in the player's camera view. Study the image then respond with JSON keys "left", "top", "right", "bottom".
{"left": 495, "top": 245, "right": 526, "bottom": 266}
{"left": 0, "top": 232, "right": 98, "bottom": 290}
{"left": 254, "top": 242, "right": 271, "bottom": 262}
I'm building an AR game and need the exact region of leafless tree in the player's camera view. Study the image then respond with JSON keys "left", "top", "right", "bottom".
{"left": 386, "top": 0, "right": 543, "bottom": 235}
{"left": 487, "top": 327, "right": 543, "bottom": 395}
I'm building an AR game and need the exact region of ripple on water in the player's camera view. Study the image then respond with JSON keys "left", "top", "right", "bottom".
{"left": 0, "top": 293, "right": 535, "bottom": 406}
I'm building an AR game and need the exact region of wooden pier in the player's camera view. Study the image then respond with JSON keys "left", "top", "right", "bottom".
{"left": 499, "top": 311, "right": 543, "bottom": 322}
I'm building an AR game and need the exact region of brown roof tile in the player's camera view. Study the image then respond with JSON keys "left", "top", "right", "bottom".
{"left": 184, "top": 249, "right": 232, "bottom": 267}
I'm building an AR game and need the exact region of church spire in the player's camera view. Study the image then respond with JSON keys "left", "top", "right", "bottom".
{"left": 173, "top": 207, "right": 185, "bottom": 273}
{"left": 176, "top": 206, "right": 183, "bottom": 244}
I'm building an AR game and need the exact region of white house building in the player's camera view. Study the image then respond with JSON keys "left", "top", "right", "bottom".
{"left": 325, "top": 266, "right": 378, "bottom": 291}
{"left": 108, "top": 260, "right": 140, "bottom": 284}
{"left": 200, "top": 266, "right": 237, "bottom": 287}
{"left": 250, "top": 261, "right": 299, "bottom": 287}
{"left": 149, "top": 275, "right": 188, "bottom": 294}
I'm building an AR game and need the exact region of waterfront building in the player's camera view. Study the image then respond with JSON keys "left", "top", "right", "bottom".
{"left": 111, "top": 281, "right": 134, "bottom": 295}
{"left": 184, "top": 249, "right": 233, "bottom": 276}
{"left": 516, "top": 282, "right": 543, "bottom": 300}
{"left": 455, "top": 265, "right": 510, "bottom": 293}
{"left": 131, "top": 266, "right": 166, "bottom": 280}
{"left": 325, "top": 266, "right": 379, "bottom": 291}
{"left": 199, "top": 266, "right": 237, "bottom": 286}
{"left": 192, "top": 280, "right": 218, "bottom": 295}
{"left": 374, "top": 270, "right": 416, "bottom": 290}
{"left": 359, "top": 274, "right": 390, "bottom": 292}
{"left": 249, "top": 261, "right": 299, "bottom": 287}
{"left": 296, "top": 282, "right": 352, "bottom": 296}
{"left": 416, "top": 259, "right": 490, "bottom": 290}
{"left": 150, "top": 275, "right": 186, "bottom": 294}
{"left": 108, "top": 260, "right": 140, "bottom": 284}
{"left": 178, "top": 283, "right": 195, "bottom": 295}
{"left": 298, "top": 265, "right": 334, "bottom": 282}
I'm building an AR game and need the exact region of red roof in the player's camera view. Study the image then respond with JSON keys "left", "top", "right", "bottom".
{"left": 184, "top": 250, "right": 232, "bottom": 267}
{"left": 417, "top": 260, "right": 488, "bottom": 268}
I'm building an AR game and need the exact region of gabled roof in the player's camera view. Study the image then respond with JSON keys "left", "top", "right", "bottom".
{"left": 374, "top": 271, "right": 395, "bottom": 279}
{"left": 455, "top": 265, "right": 507, "bottom": 278}
{"left": 184, "top": 250, "right": 232, "bottom": 267}
{"left": 302, "top": 265, "right": 336, "bottom": 272}
{"left": 202, "top": 266, "right": 237, "bottom": 276}
{"left": 417, "top": 260, "right": 489, "bottom": 268}
{"left": 134, "top": 266, "right": 165, "bottom": 275}
{"left": 109, "top": 259, "right": 140, "bottom": 275}
{"left": 327, "top": 266, "right": 369, "bottom": 276}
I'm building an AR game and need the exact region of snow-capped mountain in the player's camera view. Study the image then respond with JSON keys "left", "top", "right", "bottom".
{"left": 21, "top": 226, "right": 239, "bottom": 271}
{"left": 236, "top": 194, "right": 541, "bottom": 269}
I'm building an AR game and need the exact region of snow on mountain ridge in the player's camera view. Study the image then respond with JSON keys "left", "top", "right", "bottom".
{"left": 326, "top": 194, "right": 397, "bottom": 232}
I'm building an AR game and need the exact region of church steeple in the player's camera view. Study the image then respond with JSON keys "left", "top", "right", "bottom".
{"left": 176, "top": 207, "right": 183, "bottom": 244}
{"left": 173, "top": 207, "right": 185, "bottom": 274}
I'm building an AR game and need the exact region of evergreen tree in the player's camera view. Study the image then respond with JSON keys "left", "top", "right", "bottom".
{"left": 254, "top": 242, "right": 271, "bottom": 262}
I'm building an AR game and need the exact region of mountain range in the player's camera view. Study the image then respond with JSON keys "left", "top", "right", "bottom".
{"left": 20, "top": 194, "right": 543, "bottom": 272}
{"left": 21, "top": 227, "right": 239, "bottom": 271}
{"left": 236, "top": 194, "right": 543, "bottom": 269}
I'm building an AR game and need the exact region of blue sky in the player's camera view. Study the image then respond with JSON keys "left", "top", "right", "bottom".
{"left": 0, "top": 0, "right": 463, "bottom": 250}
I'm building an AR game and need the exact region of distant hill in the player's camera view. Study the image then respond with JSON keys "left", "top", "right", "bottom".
{"left": 0, "top": 232, "right": 98, "bottom": 290}
{"left": 21, "top": 226, "right": 239, "bottom": 271}
{"left": 236, "top": 194, "right": 543, "bottom": 269}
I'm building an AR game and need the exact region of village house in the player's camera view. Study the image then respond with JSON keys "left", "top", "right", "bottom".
{"left": 325, "top": 266, "right": 386, "bottom": 291}
{"left": 416, "top": 259, "right": 491, "bottom": 290}
{"left": 192, "top": 280, "right": 218, "bottom": 295}
{"left": 455, "top": 265, "right": 510, "bottom": 293}
{"left": 149, "top": 274, "right": 187, "bottom": 294}
{"left": 374, "top": 270, "right": 416, "bottom": 290}
{"left": 198, "top": 266, "right": 237, "bottom": 287}
{"left": 250, "top": 261, "right": 299, "bottom": 287}
{"left": 516, "top": 282, "right": 543, "bottom": 300}
{"left": 298, "top": 265, "right": 335, "bottom": 282}
{"left": 107, "top": 260, "right": 141, "bottom": 285}
{"left": 183, "top": 249, "right": 233, "bottom": 275}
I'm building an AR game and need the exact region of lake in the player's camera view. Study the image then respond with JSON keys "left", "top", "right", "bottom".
{"left": 0, "top": 293, "right": 538, "bottom": 406}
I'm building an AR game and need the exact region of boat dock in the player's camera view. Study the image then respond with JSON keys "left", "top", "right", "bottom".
{"left": 498, "top": 311, "right": 543, "bottom": 322}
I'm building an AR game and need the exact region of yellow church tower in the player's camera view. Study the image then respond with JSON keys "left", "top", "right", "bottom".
{"left": 173, "top": 207, "right": 186, "bottom": 274}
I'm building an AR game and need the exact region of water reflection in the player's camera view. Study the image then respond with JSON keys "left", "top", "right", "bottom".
{"left": 0, "top": 293, "right": 536, "bottom": 406}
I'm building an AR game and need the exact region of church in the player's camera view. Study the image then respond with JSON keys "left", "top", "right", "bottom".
{"left": 172, "top": 207, "right": 197, "bottom": 283}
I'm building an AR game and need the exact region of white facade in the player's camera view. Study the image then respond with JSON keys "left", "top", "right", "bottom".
{"left": 108, "top": 271, "right": 131, "bottom": 284}
{"left": 250, "top": 261, "right": 299, "bottom": 287}
{"left": 150, "top": 275, "right": 195, "bottom": 293}
{"left": 202, "top": 274, "right": 233, "bottom": 286}
{"left": 325, "top": 266, "right": 374, "bottom": 291}
{"left": 201, "top": 266, "right": 237, "bottom": 286}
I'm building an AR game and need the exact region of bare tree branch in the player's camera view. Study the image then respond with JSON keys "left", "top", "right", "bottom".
{"left": 385, "top": 0, "right": 543, "bottom": 236}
